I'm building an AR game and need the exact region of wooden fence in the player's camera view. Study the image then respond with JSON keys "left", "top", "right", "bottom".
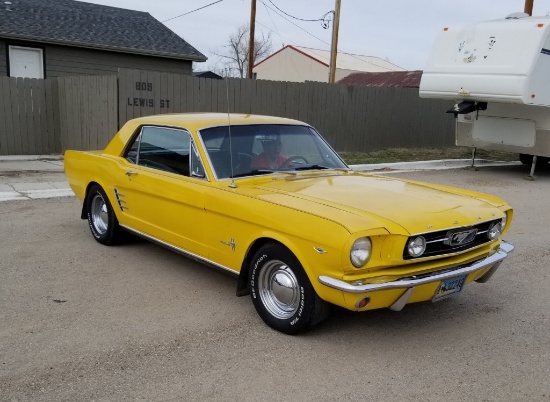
{"left": 0, "top": 77, "right": 59, "bottom": 154}
{"left": 0, "top": 75, "right": 117, "bottom": 155}
{"left": 57, "top": 75, "right": 117, "bottom": 151}
{"left": 0, "top": 69, "right": 455, "bottom": 155}
{"left": 119, "top": 69, "right": 455, "bottom": 152}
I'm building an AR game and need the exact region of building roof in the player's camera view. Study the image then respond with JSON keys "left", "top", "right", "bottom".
{"left": 193, "top": 71, "right": 223, "bottom": 79}
{"left": 0, "top": 0, "right": 206, "bottom": 61}
{"left": 337, "top": 70, "right": 423, "bottom": 88}
{"left": 254, "top": 45, "right": 404, "bottom": 72}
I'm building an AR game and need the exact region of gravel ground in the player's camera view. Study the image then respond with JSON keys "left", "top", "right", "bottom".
{"left": 1, "top": 163, "right": 549, "bottom": 402}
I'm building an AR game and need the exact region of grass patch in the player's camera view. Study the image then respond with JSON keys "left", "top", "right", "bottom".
{"left": 339, "top": 147, "right": 519, "bottom": 165}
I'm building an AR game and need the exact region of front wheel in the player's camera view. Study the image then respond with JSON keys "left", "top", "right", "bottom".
{"left": 249, "top": 243, "right": 329, "bottom": 334}
{"left": 86, "top": 184, "right": 122, "bottom": 245}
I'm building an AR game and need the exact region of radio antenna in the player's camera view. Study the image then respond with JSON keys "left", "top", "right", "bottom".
{"left": 226, "top": 73, "right": 237, "bottom": 188}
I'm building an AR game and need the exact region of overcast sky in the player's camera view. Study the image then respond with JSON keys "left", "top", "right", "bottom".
{"left": 81, "top": 0, "right": 550, "bottom": 71}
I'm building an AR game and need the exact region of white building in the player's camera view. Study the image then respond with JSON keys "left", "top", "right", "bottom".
{"left": 252, "top": 45, "right": 404, "bottom": 83}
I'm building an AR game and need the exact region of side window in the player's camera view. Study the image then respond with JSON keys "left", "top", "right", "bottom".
{"left": 126, "top": 133, "right": 140, "bottom": 163}
{"left": 190, "top": 142, "right": 206, "bottom": 178}
{"left": 125, "top": 126, "right": 205, "bottom": 178}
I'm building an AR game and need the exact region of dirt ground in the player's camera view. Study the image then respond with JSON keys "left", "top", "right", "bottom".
{"left": 1, "top": 164, "right": 549, "bottom": 401}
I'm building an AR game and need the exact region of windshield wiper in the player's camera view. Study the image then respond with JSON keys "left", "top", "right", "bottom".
{"left": 231, "top": 169, "right": 299, "bottom": 178}
{"left": 294, "top": 164, "right": 330, "bottom": 171}
{"left": 231, "top": 169, "right": 274, "bottom": 178}
{"left": 294, "top": 165, "right": 351, "bottom": 172}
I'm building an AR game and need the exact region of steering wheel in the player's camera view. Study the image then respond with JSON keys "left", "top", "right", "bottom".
{"left": 284, "top": 156, "right": 309, "bottom": 167}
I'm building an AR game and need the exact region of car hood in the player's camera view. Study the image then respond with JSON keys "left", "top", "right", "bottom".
{"left": 246, "top": 172, "right": 505, "bottom": 235}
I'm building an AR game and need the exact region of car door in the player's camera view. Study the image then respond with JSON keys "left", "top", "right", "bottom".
{"left": 113, "top": 125, "right": 208, "bottom": 257}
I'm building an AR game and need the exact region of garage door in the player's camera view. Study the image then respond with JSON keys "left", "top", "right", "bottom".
{"left": 9, "top": 46, "right": 44, "bottom": 79}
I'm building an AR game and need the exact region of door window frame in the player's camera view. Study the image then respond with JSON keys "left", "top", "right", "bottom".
{"left": 125, "top": 125, "right": 207, "bottom": 180}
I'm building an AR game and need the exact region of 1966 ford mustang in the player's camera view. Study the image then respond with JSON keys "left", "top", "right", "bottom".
{"left": 65, "top": 113, "right": 514, "bottom": 334}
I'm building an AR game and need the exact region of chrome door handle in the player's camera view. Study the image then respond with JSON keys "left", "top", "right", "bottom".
{"left": 126, "top": 171, "right": 138, "bottom": 176}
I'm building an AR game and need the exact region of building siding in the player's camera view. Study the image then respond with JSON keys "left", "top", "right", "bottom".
{"left": 0, "top": 40, "right": 194, "bottom": 78}
{"left": 254, "top": 51, "right": 367, "bottom": 83}
{"left": 254, "top": 47, "right": 328, "bottom": 82}
{"left": 0, "top": 40, "right": 7, "bottom": 76}
{"left": 254, "top": 46, "right": 404, "bottom": 83}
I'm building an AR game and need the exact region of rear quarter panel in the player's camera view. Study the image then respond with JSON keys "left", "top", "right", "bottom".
{"left": 64, "top": 150, "right": 125, "bottom": 217}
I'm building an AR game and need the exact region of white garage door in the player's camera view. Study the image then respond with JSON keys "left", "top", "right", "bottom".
{"left": 9, "top": 46, "right": 44, "bottom": 79}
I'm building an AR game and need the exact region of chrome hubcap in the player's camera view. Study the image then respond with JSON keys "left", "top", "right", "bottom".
{"left": 258, "top": 260, "right": 300, "bottom": 319}
{"left": 91, "top": 193, "right": 108, "bottom": 235}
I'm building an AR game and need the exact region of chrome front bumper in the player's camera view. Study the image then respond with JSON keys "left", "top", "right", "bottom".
{"left": 318, "top": 241, "right": 515, "bottom": 295}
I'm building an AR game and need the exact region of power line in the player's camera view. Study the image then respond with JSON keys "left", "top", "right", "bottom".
{"left": 258, "top": 1, "right": 395, "bottom": 71}
{"left": 162, "top": 0, "right": 223, "bottom": 23}
{"left": 266, "top": 0, "right": 328, "bottom": 23}
{"left": 259, "top": 0, "right": 331, "bottom": 46}
{"left": 260, "top": 1, "right": 285, "bottom": 45}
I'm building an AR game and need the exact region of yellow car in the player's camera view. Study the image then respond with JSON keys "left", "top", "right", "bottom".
{"left": 64, "top": 113, "right": 514, "bottom": 334}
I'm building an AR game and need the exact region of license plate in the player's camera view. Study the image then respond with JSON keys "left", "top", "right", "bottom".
{"left": 432, "top": 275, "right": 467, "bottom": 302}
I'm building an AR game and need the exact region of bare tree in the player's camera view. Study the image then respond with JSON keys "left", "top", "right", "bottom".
{"left": 213, "top": 24, "right": 272, "bottom": 78}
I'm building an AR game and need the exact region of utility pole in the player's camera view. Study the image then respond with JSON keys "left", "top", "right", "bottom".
{"left": 328, "top": 0, "right": 341, "bottom": 83}
{"left": 247, "top": 0, "right": 257, "bottom": 79}
{"left": 524, "top": 0, "right": 534, "bottom": 15}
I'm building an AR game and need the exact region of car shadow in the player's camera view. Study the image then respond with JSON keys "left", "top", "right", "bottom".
{"left": 112, "top": 228, "right": 508, "bottom": 339}
{"left": 473, "top": 161, "right": 550, "bottom": 178}
{"left": 304, "top": 289, "right": 505, "bottom": 340}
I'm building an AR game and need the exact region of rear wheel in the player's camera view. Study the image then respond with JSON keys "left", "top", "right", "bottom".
{"left": 249, "top": 243, "right": 329, "bottom": 334}
{"left": 86, "top": 184, "right": 122, "bottom": 245}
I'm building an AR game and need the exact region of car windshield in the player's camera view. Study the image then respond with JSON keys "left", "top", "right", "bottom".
{"left": 198, "top": 124, "right": 348, "bottom": 180}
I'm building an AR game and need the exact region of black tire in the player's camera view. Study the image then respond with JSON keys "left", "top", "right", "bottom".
{"left": 249, "top": 243, "right": 330, "bottom": 334}
{"left": 86, "top": 184, "right": 122, "bottom": 246}
{"left": 519, "top": 154, "right": 550, "bottom": 165}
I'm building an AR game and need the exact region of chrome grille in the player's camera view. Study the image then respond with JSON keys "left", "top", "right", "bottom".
{"left": 403, "top": 219, "right": 501, "bottom": 260}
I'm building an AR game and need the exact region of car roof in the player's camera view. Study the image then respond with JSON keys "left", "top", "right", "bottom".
{"left": 103, "top": 113, "right": 310, "bottom": 156}
{"left": 129, "top": 113, "right": 306, "bottom": 131}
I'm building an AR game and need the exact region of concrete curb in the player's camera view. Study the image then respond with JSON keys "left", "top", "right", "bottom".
{"left": 351, "top": 158, "right": 520, "bottom": 172}
{"left": 0, "top": 154, "right": 63, "bottom": 161}
{"left": 0, "top": 155, "right": 64, "bottom": 173}
{"left": 0, "top": 156, "right": 520, "bottom": 202}
{"left": 0, "top": 155, "right": 519, "bottom": 174}
{"left": 0, "top": 188, "right": 74, "bottom": 202}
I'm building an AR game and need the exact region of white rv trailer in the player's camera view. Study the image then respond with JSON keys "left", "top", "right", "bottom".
{"left": 419, "top": 13, "right": 550, "bottom": 176}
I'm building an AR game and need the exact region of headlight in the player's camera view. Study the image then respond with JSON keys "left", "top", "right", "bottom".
{"left": 501, "top": 215, "right": 507, "bottom": 231}
{"left": 407, "top": 236, "right": 426, "bottom": 257}
{"left": 350, "top": 237, "right": 372, "bottom": 268}
{"left": 487, "top": 221, "right": 502, "bottom": 240}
